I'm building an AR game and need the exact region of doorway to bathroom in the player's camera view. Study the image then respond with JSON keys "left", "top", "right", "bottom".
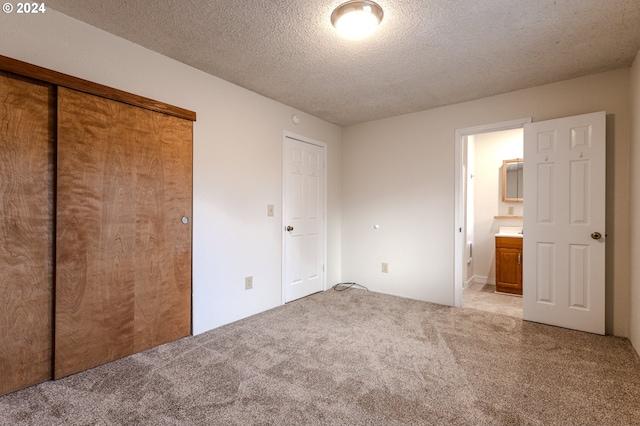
{"left": 455, "top": 113, "right": 606, "bottom": 333}
{"left": 464, "top": 127, "right": 525, "bottom": 317}
{"left": 453, "top": 118, "right": 531, "bottom": 317}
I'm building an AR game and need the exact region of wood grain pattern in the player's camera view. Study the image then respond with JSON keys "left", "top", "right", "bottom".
{"left": 495, "top": 237, "right": 523, "bottom": 295}
{"left": 0, "top": 72, "right": 55, "bottom": 395}
{"left": 495, "top": 236, "right": 523, "bottom": 250}
{"left": 55, "top": 88, "right": 192, "bottom": 379}
{"left": 0, "top": 55, "right": 196, "bottom": 122}
{"left": 133, "top": 111, "right": 192, "bottom": 353}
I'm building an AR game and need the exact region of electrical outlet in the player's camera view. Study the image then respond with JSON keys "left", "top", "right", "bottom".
{"left": 267, "top": 204, "right": 274, "bottom": 217}
{"left": 382, "top": 262, "right": 389, "bottom": 273}
{"left": 245, "top": 276, "right": 253, "bottom": 290}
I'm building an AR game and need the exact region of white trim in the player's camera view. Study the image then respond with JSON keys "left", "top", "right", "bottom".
{"left": 284, "top": 131, "right": 327, "bottom": 148}
{"left": 453, "top": 118, "right": 531, "bottom": 307}
{"left": 282, "top": 131, "right": 328, "bottom": 305}
{"left": 469, "top": 275, "right": 495, "bottom": 286}
{"left": 464, "top": 275, "right": 475, "bottom": 289}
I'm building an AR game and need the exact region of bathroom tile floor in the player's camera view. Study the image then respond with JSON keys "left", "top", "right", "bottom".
{"left": 463, "top": 282, "right": 523, "bottom": 318}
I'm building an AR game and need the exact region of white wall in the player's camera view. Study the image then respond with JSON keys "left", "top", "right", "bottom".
{"left": 472, "top": 129, "right": 523, "bottom": 285}
{"left": 342, "top": 69, "right": 631, "bottom": 336}
{"left": 630, "top": 49, "right": 640, "bottom": 354}
{"left": 0, "top": 11, "right": 342, "bottom": 334}
{"left": 463, "top": 136, "right": 475, "bottom": 286}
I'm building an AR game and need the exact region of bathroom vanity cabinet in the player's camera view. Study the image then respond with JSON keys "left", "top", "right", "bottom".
{"left": 495, "top": 236, "right": 523, "bottom": 295}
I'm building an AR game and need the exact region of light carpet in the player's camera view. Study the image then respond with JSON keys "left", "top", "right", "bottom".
{"left": 1, "top": 289, "right": 639, "bottom": 425}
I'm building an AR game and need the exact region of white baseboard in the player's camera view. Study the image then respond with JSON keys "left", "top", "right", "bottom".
{"left": 464, "top": 276, "right": 474, "bottom": 289}
{"left": 470, "top": 276, "right": 495, "bottom": 286}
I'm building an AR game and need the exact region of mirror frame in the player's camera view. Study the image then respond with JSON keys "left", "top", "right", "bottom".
{"left": 502, "top": 158, "right": 523, "bottom": 203}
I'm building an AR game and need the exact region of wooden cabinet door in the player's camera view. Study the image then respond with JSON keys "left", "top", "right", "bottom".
{"left": 0, "top": 72, "right": 55, "bottom": 395}
{"left": 495, "top": 237, "right": 523, "bottom": 295}
{"left": 496, "top": 247, "right": 522, "bottom": 295}
{"left": 55, "top": 87, "right": 192, "bottom": 379}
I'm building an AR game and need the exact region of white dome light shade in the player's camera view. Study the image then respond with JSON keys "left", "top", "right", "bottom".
{"left": 331, "top": 1, "right": 384, "bottom": 40}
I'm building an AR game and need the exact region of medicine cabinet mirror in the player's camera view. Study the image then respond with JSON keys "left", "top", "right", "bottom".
{"left": 502, "top": 158, "right": 523, "bottom": 202}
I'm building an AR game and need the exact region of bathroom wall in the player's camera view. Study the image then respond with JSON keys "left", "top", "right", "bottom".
{"left": 463, "top": 136, "right": 475, "bottom": 286}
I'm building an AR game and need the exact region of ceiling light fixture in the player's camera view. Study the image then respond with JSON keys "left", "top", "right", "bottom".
{"left": 331, "top": 1, "right": 384, "bottom": 40}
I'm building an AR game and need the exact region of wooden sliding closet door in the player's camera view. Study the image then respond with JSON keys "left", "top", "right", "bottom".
{"left": 0, "top": 72, "right": 55, "bottom": 395}
{"left": 55, "top": 87, "right": 192, "bottom": 379}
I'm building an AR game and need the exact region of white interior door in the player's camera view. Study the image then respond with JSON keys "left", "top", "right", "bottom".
{"left": 523, "top": 111, "right": 606, "bottom": 334}
{"left": 283, "top": 134, "right": 325, "bottom": 303}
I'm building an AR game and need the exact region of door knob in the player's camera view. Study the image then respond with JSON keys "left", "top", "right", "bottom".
{"left": 591, "top": 232, "right": 602, "bottom": 240}
{"left": 181, "top": 216, "right": 189, "bottom": 224}
{"left": 286, "top": 226, "right": 294, "bottom": 232}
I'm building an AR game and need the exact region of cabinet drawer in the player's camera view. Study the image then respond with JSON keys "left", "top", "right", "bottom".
{"left": 495, "top": 236, "right": 522, "bottom": 249}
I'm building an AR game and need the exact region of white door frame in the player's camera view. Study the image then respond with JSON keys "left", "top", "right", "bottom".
{"left": 454, "top": 118, "right": 532, "bottom": 307}
{"left": 282, "top": 131, "right": 328, "bottom": 304}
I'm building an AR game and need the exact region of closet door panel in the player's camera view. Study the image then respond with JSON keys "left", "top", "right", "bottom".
{"left": 55, "top": 87, "right": 192, "bottom": 379}
{"left": 56, "top": 87, "right": 137, "bottom": 378}
{"left": 133, "top": 112, "right": 192, "bottom": 353}
{"left": 0, "top": 72, "right": 55, "bottom": 395}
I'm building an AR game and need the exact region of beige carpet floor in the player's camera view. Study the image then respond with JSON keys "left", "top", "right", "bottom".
{"left": 1, "top": 289, "right": 639, "bottom": 425}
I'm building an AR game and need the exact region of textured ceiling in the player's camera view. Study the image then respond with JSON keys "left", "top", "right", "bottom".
{"left": 47, "top": 0, "right": 640, "bottom": 126}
